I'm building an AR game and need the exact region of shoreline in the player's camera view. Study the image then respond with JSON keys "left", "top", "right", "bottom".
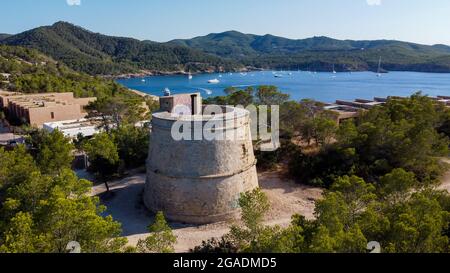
{"left": 106, "top": 67, "right": 263, "bottom": 80}
{"left": 108, "top": 69, "right": 450, "bottom": 80}
{"left": 128, "top": 89, "right": 159, "bottom": 101}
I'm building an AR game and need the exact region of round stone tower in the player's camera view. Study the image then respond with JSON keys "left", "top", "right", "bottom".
{"left": 144, "top": 93, "right": 259, "bottom": 224}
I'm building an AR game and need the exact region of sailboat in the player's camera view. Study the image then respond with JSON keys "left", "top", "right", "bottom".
{"left": 188, "top": 71, "right": 193, "bottom": 80}
{"left": 332, "top": 64, "right": 337, "bottom": 74}
{"left": 376, "top": 57, "right": 382, "bottom": 77}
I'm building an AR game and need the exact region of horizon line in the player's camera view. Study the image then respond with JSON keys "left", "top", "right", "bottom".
{"left": 2, "top": 21, "right": 450, "bottom": 47}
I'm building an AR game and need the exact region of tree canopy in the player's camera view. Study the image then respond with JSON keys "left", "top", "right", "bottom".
{"left": 290, "top": 94, "right": 450, "bottom": 187}
{"left": 0, "top": 145, "right": 126, "bottom": 253}
{"left": 137, "top": 212, "right": 177, "bottom": 253}
{"left": 195, "top": 92, "right": 450, "bottom": 254}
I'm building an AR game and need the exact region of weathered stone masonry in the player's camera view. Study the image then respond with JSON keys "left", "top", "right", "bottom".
{"left": 144, "top": 93, "right": 259, "bottom": 224}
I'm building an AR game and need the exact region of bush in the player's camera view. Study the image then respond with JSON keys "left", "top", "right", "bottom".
{"left": 289, "top": 147, "right": 357, "bottom": 188}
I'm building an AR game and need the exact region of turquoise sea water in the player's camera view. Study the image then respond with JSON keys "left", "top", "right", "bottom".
{"left": 117, "top": 71, "right": 450, "bottom": 103}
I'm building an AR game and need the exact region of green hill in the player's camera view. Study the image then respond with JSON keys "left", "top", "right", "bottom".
{"left": 0, "top": 45, "right": 136, "bottom": 99}
{"left": 0, "top": 34, "right": 11, "bottom": 41}
{"left": 1, "top": 22, "right": 240, "bottom": 75}
{"left": 169, "top": 31, "right": 450, "bottom": 72}
{"left": 3, "top": 22, "right": 450, "bottom": 74}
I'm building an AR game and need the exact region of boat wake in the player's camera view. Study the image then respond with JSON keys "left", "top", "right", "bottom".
{"left": 232, "top": 84, "right": 256, "bottom": 88}
{"left": 198, "top": 87, "right": 213, "bottom": 95}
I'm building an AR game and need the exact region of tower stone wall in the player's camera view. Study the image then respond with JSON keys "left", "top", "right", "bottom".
{"left": 144, "top": 97, "right": 259, "bottom": 224}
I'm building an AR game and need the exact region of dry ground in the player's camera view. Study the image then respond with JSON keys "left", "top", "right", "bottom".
{"left": 92, "top": 171, "right": 322, "bottom": 253}
{"left": 438, "top": 158, "right": 450, "bottom": 192}
{"left": 92, "top": 157, "right": 450, "bottom": 253}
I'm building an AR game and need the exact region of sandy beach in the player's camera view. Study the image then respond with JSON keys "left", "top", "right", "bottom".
{"left": 129, "top": 88, "right": 159, "bottom": 101}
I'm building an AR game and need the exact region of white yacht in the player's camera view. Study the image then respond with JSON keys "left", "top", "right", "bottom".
{"left": 163, "top": 88, "right": 171, "bottom": 96}
{"left": 208, "top": 78, "right": 220, "bottom": 84}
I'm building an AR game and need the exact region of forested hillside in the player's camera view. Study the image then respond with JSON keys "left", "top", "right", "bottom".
{"left": 170, "top": 31, "right": 450, "bottom": 72}
{"left": 1, "top": 22, "right": 240, "bottom": 75}
{"left": 3, "top": 22, "right": 450, "bottom": 75}
{"left": 0, "top": 34, "right": 11, "bottom": 41}
{"left": 0, "top": 45, "right": 135, "bottom": 99}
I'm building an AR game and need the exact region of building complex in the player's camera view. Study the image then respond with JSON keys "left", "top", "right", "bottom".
{"left": 326, "top": 95, "right": 450, "bottom": 123}
{"left": 0, "top": 91, "right": 96, "bottom": 128}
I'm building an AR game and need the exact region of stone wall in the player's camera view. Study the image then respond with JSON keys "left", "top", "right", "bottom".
{"left": 144, "top": 106, "right": 259, "bottom": 224}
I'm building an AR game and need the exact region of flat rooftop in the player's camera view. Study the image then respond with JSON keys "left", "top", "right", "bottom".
{"left": 44, "top": 118, "right": 103, "bottom": 130}
{"left": 6, "top": 94, "right": 75, "bottom": 107}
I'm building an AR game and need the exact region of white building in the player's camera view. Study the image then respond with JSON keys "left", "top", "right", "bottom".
{"left": 43, "top": 118, "right": 102, "bottom": 138}
{"left": 44, "top": 117, "right": 151, "bottom": 139}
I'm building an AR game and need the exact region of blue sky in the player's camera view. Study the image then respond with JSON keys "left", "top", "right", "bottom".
{"left": 2, "top": 0, "right": 450, "bottom": 45}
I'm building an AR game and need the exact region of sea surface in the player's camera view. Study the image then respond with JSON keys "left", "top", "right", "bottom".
{"left": 117, "top": 71, "right": 450, "bottom": 103}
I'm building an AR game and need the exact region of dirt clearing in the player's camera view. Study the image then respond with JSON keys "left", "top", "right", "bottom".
{"left": 92, "top": 171, "right": 322, "bottom": 253}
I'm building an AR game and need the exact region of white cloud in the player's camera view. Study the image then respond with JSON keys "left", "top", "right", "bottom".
{"left": 66, "top": 0, "right": 81, "bottom": 6}
{"left": 366, "top": 0, "right": 382, "bottom": 6}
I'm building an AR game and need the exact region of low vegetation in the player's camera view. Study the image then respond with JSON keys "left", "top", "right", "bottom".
{"left": 193, "top": 172, "right": 450, "bottom": 253}
{"left": 136, "top": 212, "right": 177, "bottom": 253}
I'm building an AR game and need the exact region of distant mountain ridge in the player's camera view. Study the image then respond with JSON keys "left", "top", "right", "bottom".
{"left": 0, "top": 22, "right": 239, "bottom": 75}
{"left": 169, "top": 31, "right": 450, "bottom": 72}
{"left": 0, "top": 34, "right": 11, "bottom": 41}
{"left": 2, "top": 22, "right": 450, "bottom": 74}
{"left": 170, "top": 31, "right": 450, "bottom": 57}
